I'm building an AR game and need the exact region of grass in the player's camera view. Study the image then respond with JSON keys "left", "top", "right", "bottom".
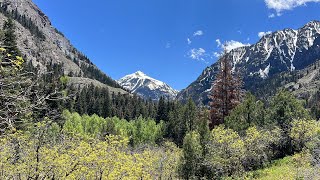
{"left": 247, "top": 156, "right": 297, "bottom": 180}
{"left": 241, "top": 152, "right": 318, "bottom": 180}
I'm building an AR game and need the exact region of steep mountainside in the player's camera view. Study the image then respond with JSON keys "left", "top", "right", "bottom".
{"left": 0, "top": 0, "right": 127, "bottom": 94}
{"left": 252, "top": 59, "right": 320, "bottom": 105}
{"left": 118, "top": 71, "right": 178, "bottom": 100}
{"left": 178, "top": 20, "right": 320, "bottom": 104}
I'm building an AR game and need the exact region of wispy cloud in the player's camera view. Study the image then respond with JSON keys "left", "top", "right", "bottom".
{"left": 186, "top": 30, "right": 203, "bottom": 46}
{"left": 268, "top": 13, "right": 276, "bottom": 18}
{"left": 216, "top": 39, "right": 222, "bottom": 47}
{"left": 265, "top": 0, "right": 320, "bottom": 16}
{"left": 188, "top": 48, "right": 207, "bottom": 62}
{"left": 258, "top": 31, "right": 272, "bottom": 38}
{"left": 193, "top": 30, "right": 204, "bottom": 37}
{"left": 187, "top": 38, "right": 192, "bottom": 45}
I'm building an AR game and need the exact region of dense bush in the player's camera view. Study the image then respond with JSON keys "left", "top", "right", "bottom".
{"left": 178, "top": 125, "right": 283, "bottom": 179}
{"left": 0, "top": 125, "right": 181, "bottom": 179}
{"left": 205, "top": 126, "right": 245, "bottom": 178}
{"left": 290, "top": 119, "right": 320, "bottom": 152}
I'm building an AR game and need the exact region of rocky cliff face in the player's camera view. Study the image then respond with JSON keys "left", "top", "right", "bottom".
{"left": 177, "top": 21, "right": 320, "bottom": 104}
{"left": 118, "top": 71, "right": 178, "bottom": 100}
{"left": 0, "top": 0, "right": 126, "bottom": 94}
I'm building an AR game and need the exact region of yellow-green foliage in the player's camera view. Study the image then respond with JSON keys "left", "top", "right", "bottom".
{"left": 243, "top": 126, "right": 282, "bottom": 170}
{"left": 112, "top": 116, "right": 164, "bottom": 145}
{"left": 0, "top": 130, "right": 181, "bottom": 179}
{"left": 241, "top": 118, "right": 320, "bottom": 180}
{"left": 201, "top": 126, "right": 283, "bottom": 179}
{"left": 290, "top": 119, "right": 320, "bottom": 151}
{"left": 63, "top": 110, "right": 164, "bottom": 145}
{"left": 206, "top": 126, "right": 245, "bottom": 177}
{"left": 63, "top": 110, "right": 106, "bottom": 139}
{"left": 0, "top": 47, "right": 24, "bottom": 73}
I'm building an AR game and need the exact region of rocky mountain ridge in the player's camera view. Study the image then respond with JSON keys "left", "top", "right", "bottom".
{"left": 178, "top": 20, "right": 320, "bottom": 104}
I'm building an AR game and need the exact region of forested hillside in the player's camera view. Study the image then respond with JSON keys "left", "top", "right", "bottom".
{"left": 1, "top": 15, "right": 320, "bottom": 179}
{"left": 1, "top": 0, "right": 320, "bottom": 179}
{"left": 0, "top": 0, "right": 125, "bottom": 94}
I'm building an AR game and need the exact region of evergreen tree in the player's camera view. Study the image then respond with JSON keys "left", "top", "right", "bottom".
{"left": 268, "top": 90, "right": 310, "bottom": 132}
{"left": 156, "top": 96, "right": 168, "bottom": 123}
{"left": 167, "top": 102, "right": 185, "bottom": 146}
{"left": 184, "top": 98, "right": 197, "bottom": 132}
{"left": 310, "top": 91, "right": 320, "bottom": 120}
{"left": 225, "top": 93, "right": 266, "bottom": 134}
{"left": 267, "top": 90, "right": 310, "bottom": 156}
{"left": 147, "top": 99, "right": 156, "bottom": 119}
{"left": 196, "top": 108, "right": 211, "bottom": 177}
{"left": 102, "top": 88, "right": 111, "bottom": 118}
{"left": 197, "top": 108, "right": 210, "bottom": 156}
{"left": 2, "top": 18, "right": 20, "bottom": 57}
{"left": 209, "top": 54, "right": 242, "bottom": 129}
{"left": 179, "top": 131, "right": 202, "bottom": 179}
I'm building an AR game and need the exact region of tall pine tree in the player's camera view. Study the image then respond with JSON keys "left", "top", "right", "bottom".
{"left": 209, "top": 53, "right": 242, "bottom": 129}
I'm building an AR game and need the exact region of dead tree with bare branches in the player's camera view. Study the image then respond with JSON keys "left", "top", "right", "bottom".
{"left": 209, "top": 53, "right": 243, "bottom": 129}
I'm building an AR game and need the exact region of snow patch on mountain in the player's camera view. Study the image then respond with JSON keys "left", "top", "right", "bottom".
{"left": 259, "top": 64, "right": 271, "bottom": 79}
{"left": 118, "top": 71, "right": 178, "bottom": 100}
{"left": 177, "top": 20, "right": 320, "bottom": 105}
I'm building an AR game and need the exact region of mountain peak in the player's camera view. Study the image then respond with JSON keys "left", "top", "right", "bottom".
{"left": 306, "top": 20, "right": 320, "bottom": 26}
{"left": 135, "top": 71, "right": 146, "bottom": 77}
{"left": 301, "top": 20, "right": 320, "bottom": 30}
{"left": 178, "top": 20, "right": 320, "bottom": 105}
{"left": 118, "top": 71, "right": 178, "bottom": 100}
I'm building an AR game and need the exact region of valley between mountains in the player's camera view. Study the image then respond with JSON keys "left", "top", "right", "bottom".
{"left": 1, "top": 0, "right": 320, "bottom": 179}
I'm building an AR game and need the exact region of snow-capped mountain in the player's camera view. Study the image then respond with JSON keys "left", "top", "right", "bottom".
{"left": 178, "top": 20, "right": 320, "bottom": 104}
{"left": 118, "top": 71, "right": 178, "bottom": 100}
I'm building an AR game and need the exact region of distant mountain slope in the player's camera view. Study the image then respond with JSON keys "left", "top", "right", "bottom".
{"left": 177, "top": 20, "right": 320, "bottom": 104}
{"left": 0, "top": 0, "right": 126, "bottom": 94}
{"left": 118, "top": 71, "right": 178, "bottom": 100}
{"left": 252, "top": 59, "right": 320, "bottom": 105}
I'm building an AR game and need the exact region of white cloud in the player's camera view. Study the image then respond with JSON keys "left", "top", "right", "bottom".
{"left": 258, "top": 31, "right": 272, "bottom": 38}
{"left": 216, "top": 39, "right": 222, "bottom": 47}
{"left": 224, "top": 40, "right": 250, "bottom": 52}
{"left": 193, "top": 30, "right": 204, "bottom": 37}
{"left": 213, "top": 39, "right": 250, "bottom": 58}
{"left": 188, "top": 48, "right": 206, "bottom": 61}
{"left": 268, "top": 13, "right": 276, "bottom": 18}
{"left": 187, "top": 38, "right": 192, "bottom": 45}
{"left": 216, "top": 40, "right": 250, "bottom": 53}
{"left": 265, "top": 0, "right": 320, "bottom": 16}
{"left": 186, "top": 30, "right": 204, "bottom": 45}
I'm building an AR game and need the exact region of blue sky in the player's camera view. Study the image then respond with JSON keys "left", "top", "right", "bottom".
{"left": 33, "top": 0, "right": 320, "bottom": 90}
